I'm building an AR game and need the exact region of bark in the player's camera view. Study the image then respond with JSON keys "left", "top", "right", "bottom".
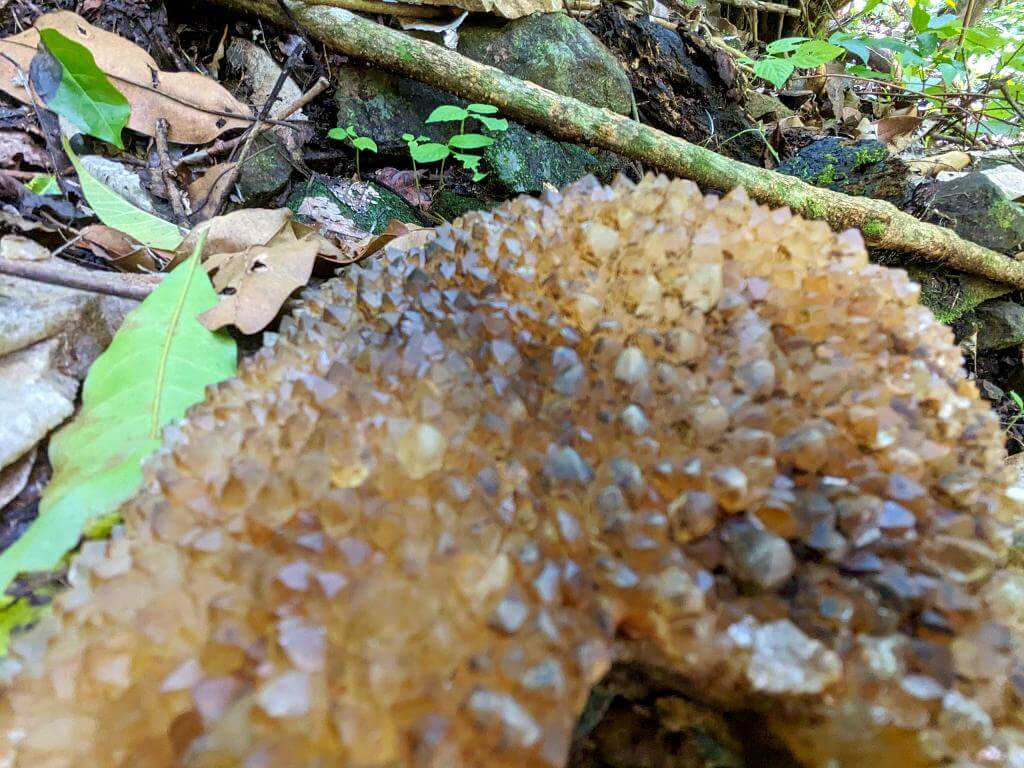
{"left": 215, "top": 0, "right": 1024, "bottom": 289}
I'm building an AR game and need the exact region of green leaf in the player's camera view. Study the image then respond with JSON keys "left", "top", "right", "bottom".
{"left": 24, "top": 173, "right": 60, "bottom": 196}
{"left": 753, "top": 57, "right": 795, "bottom": 89}
{"left": 789, "top": 40, "right": 845, "bottom": 68}
{"left": 64, "top": 137, "right": 184, "bottom": 250}
{"left": 453, "top": 152, "right": 482, "bottom": 170}
{"left": 467, "top": 103, "right": 499, "bottom": 114}
{"left": 846, "top": 64, "right": 892, "bottom": 80}
{"left": 937, "top": 61, "right": 961, "bottom": 86}
{"left": 829, "top": 32, "right": 872, "bottom": 65}
{"left": 911, "top": 3, "right": 931, "bottom": 33}
{"left": 425, "top": 104, "right": 469, "bottom": 123}
{"left": 448, "top": 133, "right": 494, "bottom": 150}
{"left": 766, "top": 36, "right": 808, "bottom": 54}
{"left": 328, "top": 127, "right": 348, "bottom": 141}
{"left": 409, "top": 141, "right": 450, "bottom": 163}
{"left": 476, "top": 115, "right": 509, "bottom": 132}
{"left": 472, "top": 171, "right": 488, "bottom": 182}
{"left": 352, "top": 136, "right": 378, "bottom": 152}
{"left": 401, "top": 132, "right": 415, "bottom": 142}
{"left": 31, "top": 28, "right": 130, "bottom": 149}
{"left": 346, "top": 125, "right": 358, "bottom": 138}
{"left": 0, "top": 241, "right": 237, "bottom": 596}
{"left": 0, "top": 597, "right": 49, "bottom": 655}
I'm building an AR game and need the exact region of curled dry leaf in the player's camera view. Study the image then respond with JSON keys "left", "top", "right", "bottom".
{"left": 79, "top": 224, "right": 170, "bottom": 273}
{"left": 906, "top": 150, "right": 971, "bottom": 176}
{"left": 176, "top": 208, "right": 344, "bottom": 334}
{"left": 0, "top": 12, "right": 252, "bottom": 144}
{"left": 876, "top": 114, "right": 924, "bottom": 151}
{"left": 186, "top": 162, "right": 237, "bottom": 223}
{"left": 375, "top": 167, "right": 431, "bottom": 208}
{"left": 0, "top": 130, "right": 47, "bottom": 168}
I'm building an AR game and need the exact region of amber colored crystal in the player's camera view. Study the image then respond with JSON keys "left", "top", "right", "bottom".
{"left": 2, "top": 176, "right": 1024, "bottom": 767}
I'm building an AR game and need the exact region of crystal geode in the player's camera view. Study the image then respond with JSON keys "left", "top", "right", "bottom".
{"left": 2, "top": 175, "right": 1023, "bottom": 767}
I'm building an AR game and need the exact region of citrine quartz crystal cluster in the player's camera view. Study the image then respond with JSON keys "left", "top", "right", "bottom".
{"left": 3, "top": 175, "right": 1024, "bottom": 767}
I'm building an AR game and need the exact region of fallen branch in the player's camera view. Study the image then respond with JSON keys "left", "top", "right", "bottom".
{"left": 0, "top": 258, "right": 160, "bottom": 301}
{"left": 216, "top": 0, "right": 1024, "bottom": 289}
{"left": 716, "top": 0, "right": 801, "bottom": 17}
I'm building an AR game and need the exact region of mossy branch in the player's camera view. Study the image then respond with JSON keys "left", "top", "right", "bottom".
{"left": 216, "top": 0, "right": 1024, "bottom": 289}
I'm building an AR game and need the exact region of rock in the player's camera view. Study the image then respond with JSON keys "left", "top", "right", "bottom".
{"left": 334, "top": 12, "right": 631, "bottom": 194}
{"left": 428, "top": 188, "right": 490, "bottom": 221}
{"left": 0, "top": 275, "right": 132, "bottom": 470}
{"left": 237, "top": 134, "right": 292, "bottom": 207}
{"left": 483, "top": 123, "right": 624, "bottom": 195}
{"left": 906, "top": 266, "right": 1009, "bottom": 325}
{"left": 288, "top": 177, "right": 423, "bottom": 241}
{"left": 0, "top": 339, "right": 76, "bottom": 470}
{"left": 924, "top": 171, "right": 1024, "bottom": 254}
{"left": 971, "top": 300, "right": 1024, "bottom": 351}
{"left": 778, "top": 137, "right": 910, "bottom": 205}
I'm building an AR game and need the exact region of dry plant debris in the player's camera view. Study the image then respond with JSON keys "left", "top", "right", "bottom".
{"left": 1, "top": 176, "right": 1022, "bottom": 767}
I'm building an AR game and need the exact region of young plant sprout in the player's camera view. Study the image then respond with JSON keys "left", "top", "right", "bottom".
{"left": 328, "top": 124, "right": 378, "bottom": 180}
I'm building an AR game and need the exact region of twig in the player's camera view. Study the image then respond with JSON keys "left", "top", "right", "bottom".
{"left": 716, "top": 0, "right": 800, "bottom": 16}
{"left": 176, "top": 77, "right": 329, "bottom": 167}
{"left": 155, "top": 118, "right": 189, "bottom": 225}
{"left": 0, "top": 258, "right": 160, "bottom": 301}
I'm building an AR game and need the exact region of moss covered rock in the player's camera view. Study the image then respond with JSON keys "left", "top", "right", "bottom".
{"left": 333, "top": 13, "right": 631, "bottom": 194}
{"left": 778, "top": 137, "right": 908, "bottom": 205}
{"left": 925, "top": 171, "right": 1024, "bottom": 255}
{"left": 237, "top": 135, "right": 292, "bottom": 206}
{"left": 288, "top": 177, "right": 423, "bottom": 239}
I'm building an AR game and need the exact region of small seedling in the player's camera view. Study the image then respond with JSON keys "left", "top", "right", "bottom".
{"left": 402, "top": 133, "right": 448, "bottom": 206}
{"left": 424, "top": 103, "right": 509, "bottom": 184}
{"left": 328, "top": 124, "right": 378, "bottom": 180}
{"left": 1007, "top": 390, "right": 1024, "bottom": 433}
{"left": 24, "top": 173, "right": 60, "bottom": 196}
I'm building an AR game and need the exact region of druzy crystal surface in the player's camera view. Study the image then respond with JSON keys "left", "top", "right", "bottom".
{"left": 2, "top": 175, "right": 1023, "bottom": 766}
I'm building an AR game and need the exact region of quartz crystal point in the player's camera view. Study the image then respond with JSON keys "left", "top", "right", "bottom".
{"left": 2, "top": 175, "right": 1024, "bottom": 767}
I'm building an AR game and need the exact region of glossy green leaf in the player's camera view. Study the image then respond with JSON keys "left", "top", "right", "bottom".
{"left": 64, "top": 137, "right": 184, "bottom": 250}
{"left": 0, "top": 241, "right": 237, "bottom": 596}
{"left": 467, "top": 103, "right": 499, "bottom": 114}
{"left": 401, "top": 133, "right": 415, "bottom": 142}
{"left": 448, "top": 133, "right": 494, "bottom": 150}
{"left": 31, "top": 28, "right": 130, "bottom": 149}
{"left": 453, "top": 152, "right": 481, "bottom": 171}
{"left": 829, "top": 32, "right": 871, "bottom": 65}
{"left": 24, "top": 173, "right": 60, "bottom": 196}
{"left": 425, "top": 104, "right": 469, "bottom": 123}
{"left": 409, "top": 141, "right": 450, "bottom": 163}
{"left": 328, "top": 127, "right": 348, "bottom": 141}
{"left": 753, "top": 57, "right": 795, "bottom": 89}
{"left": 352, "top": 136, "right": 378, "bottom": 152}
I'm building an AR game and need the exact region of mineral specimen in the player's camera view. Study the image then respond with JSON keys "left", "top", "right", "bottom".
{"left": 2, "top": 175, "right": 1024, "bottom": 767}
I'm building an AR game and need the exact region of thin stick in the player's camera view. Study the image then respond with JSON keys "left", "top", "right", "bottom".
{"left": 155, "top": 118, "right": 189, "bottom": 225}
{"left": 212, "top": 0, "right": 1024, "bottom": 289}
{"left": 176, "top": 77, "right": 329, "bottom": 167}
{"left": 0, "top": 258, "right": 160, "bottom": 301}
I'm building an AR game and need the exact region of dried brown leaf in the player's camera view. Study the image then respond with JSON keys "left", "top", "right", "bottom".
{"left": 876, "top": 115, "right": 923, "bottom": 149}
{"left": 0, "top": 12, "right": 252, "bottom": 145}
{"left": 0, "top": 130, "right": 47, "bottom": 168}
{"left": 186, "top": 162, "right": 237, "bottom": 223}
{"left": 79, "top": 224, "right": 169, "bottom": 273}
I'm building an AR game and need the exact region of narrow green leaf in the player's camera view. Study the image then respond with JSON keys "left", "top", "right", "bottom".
{"left": 64, "top": 137, "right": 184, "bottom": 250}
{"left": 753, "top": 57, "right": 795, "bottom": 89}
{"left": 352, "top": 136, "right": 378, "bottom": 152}
{"left": 467, "top": 103, "right": 499, "bottom": 114}
{"left": 448, "top": 133, "right": 494, "bottom": 150}
{"left": 425, "top": 104, "right": 469, "bottom": 123}
{"left": 0, "top": 241, "right": 237, "bottom": 596}
{"left": 31, "top": 28, "right": 130, "bottom": 149}
{"left": 409, "top": 142, "right": 450, "bottom": 163}
{"left": 24, "top": 173, "right": 60, "bottom": 196}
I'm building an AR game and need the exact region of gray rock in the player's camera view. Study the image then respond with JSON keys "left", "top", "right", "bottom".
{"left": 974, "top": 300, "right": 1024, "bottom": 351}
{"left": 927, "top": 171, "right": 1024, "bottom": 255}
{"left": 237, "top": 134, "right": 292, "bottom": 207}
{"left": 0, "top": 275, "right": 132, "bottom": 470}
{"left": 333, "top": 12, "right": 632, "bottom": 194}
{"left": 288, "top": 177, "right": 423, "bottom": 240}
